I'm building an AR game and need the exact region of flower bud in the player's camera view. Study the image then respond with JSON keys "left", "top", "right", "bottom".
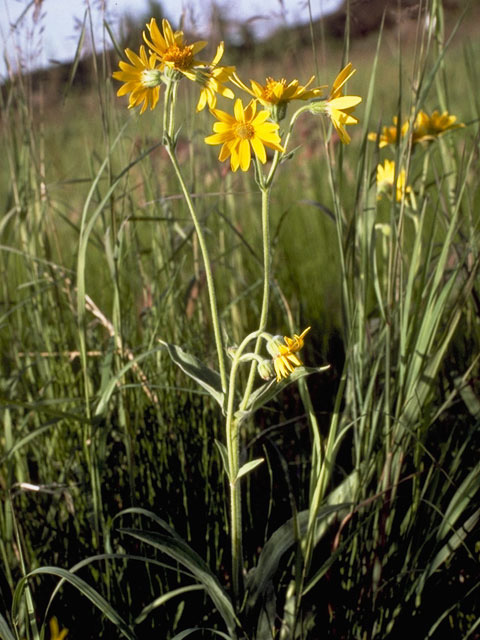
{"left": 257, "top": 359, "right": 275, "bottom": 381}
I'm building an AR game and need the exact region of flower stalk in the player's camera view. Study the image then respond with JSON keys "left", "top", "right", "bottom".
{"left": 162, "top": 76, "right": 228, "bottom": 393}
{"left": 239, "top": 183, "right": 272, "bottom": 411}
{"left": 224, "top": 329, "right": 262, "bottom": 601}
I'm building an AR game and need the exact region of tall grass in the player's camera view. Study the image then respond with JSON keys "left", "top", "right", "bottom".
{"left": 1, "top": 1, "right": 479, "bottom": 638}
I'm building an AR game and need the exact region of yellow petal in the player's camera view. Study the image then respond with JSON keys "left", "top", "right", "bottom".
{"left": 252, "top": 109, "right": 272, "bottom": 126}
{"left": 205, "top": 132, "right": 231, "bottom": 145}
{"left": 331, "top": 63, "right": 355, "bottom": 96}
{"left": 234, "top": 98, "right": 245, "bottom": 122}
{"left": 238, "top": 138, "right": 251, "bottom": 171}
{"left": 219, "top": 142, "right": 232, "bottom": 162}
{"left": 329, "top": 95, "right": 362, "bottom": 109}
{"left": 250, "top": 136, "right": 267, "bottom": 164}
{"left": 196, "top": 90, "right": 208, "bottom": 112}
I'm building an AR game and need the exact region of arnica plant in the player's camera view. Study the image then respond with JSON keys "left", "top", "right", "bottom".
{"left": 1, "top": 1, "right": 479, "bottom": 639}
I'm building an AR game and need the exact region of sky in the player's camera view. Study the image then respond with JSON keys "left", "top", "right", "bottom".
{"left": 0, "top": 0, "right": 342, "bottom": 77}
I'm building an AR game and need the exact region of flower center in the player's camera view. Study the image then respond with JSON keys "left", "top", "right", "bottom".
{"left": 163, "top": 44, "right": 194, "bottom": 70}
{"left": 235, "top": 123, "right": 254, "bottom": 140}
{"left": 262, "top": 78, "right": 287, "bottom": 103}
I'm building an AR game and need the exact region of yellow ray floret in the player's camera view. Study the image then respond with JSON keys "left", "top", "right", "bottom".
{"left": 413, "top": 109, "right": 464, "bottom": 143}
{"left": 325, "top": 63, "right": 362, "bottom": 144}
{"left": 368, "top": 117, "right": 409, "bottom": 148}
{"left": 49, "top": 617, "right": 68, "bottom": 640}
{"left": 184, "top": 42, "right": 235, "bottom": 111}
{"left": 232, "top": 73, "right": 326, "bottom": 107}
{"left": 205, "top": 98, "right": 284, "bottom": 172}
{"left": 369, "top": 109, "right": 464, "bottom": 148}
{"left": 143, "top": 17, "right": 207, "bottom": 73}
{"left": 273, "top": 327, "right": 311, "bottom": 382}
{"left": 376, "top": 159, "right": 411, "bottom": 202}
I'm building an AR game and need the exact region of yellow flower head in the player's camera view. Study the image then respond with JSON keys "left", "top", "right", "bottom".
{"left": 187, "top": 42, "right": 235, "bottom": 112}
{"left": 368, "top": 116, "right": 409, "bottom": 148}
{"left": 232, "top": 73, "right": 327, "bottom": 121}
{"left": 49, "top": 617, "right": 68, "bottom": 640}
{"left": 413, "top": 109, "right": 464, "bottom": 143}
{"left": 233, "top": 73, "right": 326, "bottom": 107}
{"left": 270, "top": 327, "right": 311, "bottom": 382}
{"left": 205, "top": 98, "right": 284, "bottom": 172}
{"left": 324, "top": 63, "right": 362, "bottom": 144}
{"left": 112, "top": 45, "right": 162, "bottom": 114}
{"left": 369, "top": 110, "right": 464, "bottom": 148}
{"left": 143, "top": 18, "right": 207, "bottom": 74}
{"left": 376, "top": 159, "right": 411, "bottom": 202}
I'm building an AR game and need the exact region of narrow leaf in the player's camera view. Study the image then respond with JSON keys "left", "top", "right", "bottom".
{"left": 244, "top": 365, "right": 330, "bottom": 416}
{"left": 135, "top": 585, "right": 204, "bottom": 624}
{"left": 13, "top": 567, "right": 136, "bottom": 640}
{"left": 236, "top": 458, "right": 264, "bottom": 481}
{"left": 159, "top": 340, "right": 224, "bottom": 407}
{"left": 170, "top": 630, "right": 232, "bottom": 640}
{"left": 214, "top": 439, "right": 232, "bottom": 481}
{"left": 119, "top": 529, "right": 237, "bottom": 634}
{"left": 246, "top": 502, "right": 350, "bottom": 609}
{"left": 0, "top": 613, "right": 15, "bottom": 640}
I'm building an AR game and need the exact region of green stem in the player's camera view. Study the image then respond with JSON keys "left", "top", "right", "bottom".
{"left": 163, "top": 77, "right": 227, "bottom": 393}
{"left": 240, "top": 107, "right": 307, "bottom": 409}
{"left": 238, "top": 105, "right": 308, "bottom": 410}
{"left": 239, "top": 184, "right": 271, "bottom": 411}
{"left": 224, "top": 329, "right": 262, "bottom": 602}
{"left": 239, "top": 108, "right": 306, "bottom": 410}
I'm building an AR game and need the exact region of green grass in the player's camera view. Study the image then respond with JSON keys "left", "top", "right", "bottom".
{"left": 1, "top": 1, "right": 480, "bottom": 638}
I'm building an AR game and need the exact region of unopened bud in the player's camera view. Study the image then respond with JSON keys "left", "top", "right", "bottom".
{"left": 257, "top": 359, "right": 275, "bottom": 381}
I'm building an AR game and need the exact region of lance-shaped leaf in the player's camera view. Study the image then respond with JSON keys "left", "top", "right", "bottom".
{"left": 13, "top": 567, "right": 136, "bottom": 640}
{"left": 0, "top": 613, "right": 15, "bottom": 640}
{"left": 135, "top": 585, "right": 204, "bottom": 624}
{"left": 245, "top": 501, "right": 351, "bottom": 611}
{"left": 214, "top": 439, "right": 232, "bottom": 482}
{"left": 170, "top": 629, "right": 232, "bottom": 640}
{"left": 238, "top": 365, "right": 330, "bottom": 422}
{"left": 159, "top": 340, "right": 225, "bottom": 407}
{"left": 236, "top": 458, "right": 264, "bottom": 481}
{"left": 119, "top": 528, "right": 237, "bottom": 634}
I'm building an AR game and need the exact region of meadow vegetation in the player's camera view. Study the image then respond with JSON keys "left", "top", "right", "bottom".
{"left": 0, "top": 1, "right": 479, "bottom": 638}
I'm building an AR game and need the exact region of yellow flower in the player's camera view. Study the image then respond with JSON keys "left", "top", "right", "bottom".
{"left": 49, "top": 617, "right": 68, "bottom": 640}
{"left": 413, "top": 109, "right": 464, "bottom": 143}
{"left": 325, "top": 63, "right": 362, "bottom": 144}
{"left": 271, "top": 327, "right": 311, "bottom": 382}
{"left": 369, "top": 110, "right": 464, "bottom": 148}
{"left": 143, "top": 18, "right": 207, "bottom": 74}
{"left": 376, "top": 159, "right": 411, "bottom": 202}
{"left": 205, "top": 98, "right": 284, "bottom": 172}
{"left": 368, "top": 116, "right": 409, "bottom": 148}
{"left": 112, "top": 46, "right": 162, "bottom": 114}
{"left": 185, "top": 42, "right": 235, "bottom": 112}
{"left": 233, "top": 73, "right": 326, "bottom": 115}
{"left": 232, "top": 74, "right": 326, "bottom": 121}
